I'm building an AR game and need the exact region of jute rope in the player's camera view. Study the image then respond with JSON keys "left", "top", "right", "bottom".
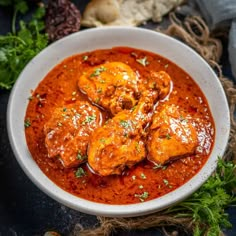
{"left": 72, "top": 13, "right": 236, "bottom": 236}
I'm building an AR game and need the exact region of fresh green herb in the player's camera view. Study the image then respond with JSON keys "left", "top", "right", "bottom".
{"left": 120, "top": 120, "right": 131, "bottom": 129}
{"left": 77, "top": 151, "right": 87, "bottom": 161}
{"left": 180, "top": 115, "right": 188, "bottom": 123}
{"left": 165, "top": 158, "right": 236, "bottom": 236}
{"left": 83, "top": 55, "right": 88, "bottom": 61}
{"left": 95, "top": 98, "right": 100, "bottom": 104}
{"left": 135, "top": 142, "right": 141, "bottom": 153}
{"left": 139, "top": 185, "right": 144, "bottom": 189}
{"left": 28, "top": 95, "right": 33, "bottom": 101}
{"left": 62, "top": 108, "right": 67, "bottom": 112}
{"left": 90, "top": 66, "right": 107, "bottom": 77}
{"left": 131, "top": 105, "right": 137, "bottom": 112}
{"left": 163, "top": 179, "right": 169, "bottom": 185}
{"left": 82, "top": 115, "right": 96, "bottom": 125}
{"left": 99, "top": 79, "right": 106, "bottom": 84}
{"left": 97, "top": 88, "right": 102, "bottom": 93}
{"left": 0, "top": 5, "right": 48, "bottom": 89}
{"left": 166, "top": 133, "right": 171, "bottom": 140}
{"left": 136, "top": 57, "right": 149, "bottom": 66}
{"left": 75, "top": 167, "right": 86, "bottom": 178}
{"left": 134, "top": 191, "right": 149, "bottom": 202}
{"left": 24, "top": 118, "right": 31, "bottom": 128}
{"left": 57, "top": 122, "right": 62, "bottom": 127}
{"left": 99, "top": 138, "right": 106, "bottom": 143}
{"left": 153, "top": 163, "right": 168, "bottom": 170}
{"left": 140, "top": 173, "right": 146, "bottom": 179}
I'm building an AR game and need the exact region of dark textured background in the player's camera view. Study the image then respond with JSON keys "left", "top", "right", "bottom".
{"left": 0, "top": 1, "right": 236, "bottom": 235}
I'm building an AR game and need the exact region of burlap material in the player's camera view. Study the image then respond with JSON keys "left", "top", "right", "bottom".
{"left": 72, "top": 14, "right": 236, "bottom": 236}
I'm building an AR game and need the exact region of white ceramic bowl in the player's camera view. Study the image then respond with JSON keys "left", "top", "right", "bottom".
{"left": 7, "top": 27, "right": 230, "bottom": 217}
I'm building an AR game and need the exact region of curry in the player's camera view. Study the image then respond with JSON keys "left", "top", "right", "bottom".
{"left": 25, "top": 47, "right": 215, "bottom": 204}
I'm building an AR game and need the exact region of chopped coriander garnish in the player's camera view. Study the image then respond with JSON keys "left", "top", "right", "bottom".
{"left": 166, "top": 133, "right": 171, "bottom": 140}
{"left": 24, "top": 118, "right": 31, "bottom": 128}
{"left": 136, "top": 57, "right": 149, "bottom": 66}
{"left": 120, "top": 120, "right": 131, "bottom": 129}
{"left": 134, "top": 191, "right": 149, "bottom": 202}
{"left": 139, "top": 185, "right": 144, "bottom": 189}
{"left": 62, "top": 107, "right": 67, "bottom": 112}
{"left": 162, "top": 165, "right": 167, "bottom": 170}
{"left": 140, "top": 173, "right": 146, "bottom": 179}
{"left": 180, "top": 115, "right": 188, "bottom": 123}
{"left": 95, "top": 98, "right": 100, "bottom": 104}
{"left": 135, "top": 142, "right": 141, "bottom": 153}
{"left": 82, "top": 115, "right": 96, "bottom": 125}
{"left": 153, "top": 163, "right": 163, "bottom": 169}
{"left": 132, "top": 175, "right": 136, "bottom": 180}
{"left": 90, "top": 66, "right": 107, "bottom": 77}
{"left": 97, "top": 88, "right": 102, "bottom": 93}
{"left": 57, "top": 122, "right": 63, "bottom": 127}
{"left": 77, "top": 151, "right": 87, "bottom": 161}
{"left": 131, "top": 105, "right": 137, "bottom": 112}
{"left": 99, "top": 138, "right": 106, "bottom": 143}
{"left": 28, "top": 96, "right": 33, "bottom": 101}
{"left": 75, "top": 167, "right": 86, "bottom": 178}
{"left": 83, "top": 55, "right": 88, "bottom": 61}
{"left": 99, "top": 79, "right": 106, "bottom": 84}
{"left": 163, "top": 179, "right": 169, "bottom": 185}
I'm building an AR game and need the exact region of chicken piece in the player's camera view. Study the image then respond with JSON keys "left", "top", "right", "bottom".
{"left": 78, "top": 62, "right": 139, "bottom": 115}
{"left": 88, "top": 81, "right": 161, "bottom": 176}
{"left": 149, "top": 71, "right": 172, "bottom": 100}
{"left": 44, "top": 101, "right": 102, "bottom": 168}
{"left": 147, "top": 105, "right": 198, "bottom": 165}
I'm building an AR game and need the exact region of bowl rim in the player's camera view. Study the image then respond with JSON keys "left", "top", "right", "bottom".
{"left": 7, "top": 26, "right": 230, "bottom": 217}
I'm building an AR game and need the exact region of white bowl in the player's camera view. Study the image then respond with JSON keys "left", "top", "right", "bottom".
{"left": 7, "top": 27, "right": 230, "bottom": 217}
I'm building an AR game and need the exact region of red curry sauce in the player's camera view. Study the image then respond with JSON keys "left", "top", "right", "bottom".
{"left": 25, "top": 47, "right": 215, "bottom": 204}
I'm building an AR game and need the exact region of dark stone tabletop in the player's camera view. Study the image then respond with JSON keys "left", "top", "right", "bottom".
{"left": 0, "top": 1, "right": 235, "bottom": 235}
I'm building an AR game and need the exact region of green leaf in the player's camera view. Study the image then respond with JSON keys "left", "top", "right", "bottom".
{"left": 15, "top": 1, "right": 28, "bottom": 14}
{"left": 165, "top": 158, "right": 236, "bottom": 236}
{"left": 0, "top": 0, "right": 12, "bottom": 6}
{"left": 0, "top": 3, "right": 48, "bottom": 90}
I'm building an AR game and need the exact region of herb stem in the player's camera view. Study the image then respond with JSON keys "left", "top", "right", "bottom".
{"left": 12, "top": 8, "right": 18, "bottom": 35}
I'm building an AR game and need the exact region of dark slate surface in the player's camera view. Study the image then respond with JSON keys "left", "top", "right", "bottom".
{"left": 0, "top": 1, "right": 235, "bottom": 235}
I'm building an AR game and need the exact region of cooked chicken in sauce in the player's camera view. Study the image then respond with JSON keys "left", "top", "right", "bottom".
{"left": 25, "top": 47, "right": 215, "bottom": 204}
{"left": 44, "top": 102, "right": 102, "bottom": 168}
{"left": 88, "top": 71, "right": 171, "bottom": 176}
{"left": 78, "top": 62, "right": 140, "bottom": 115}
{"left": 147, "top": 105, "right": 198, "bottom": 165}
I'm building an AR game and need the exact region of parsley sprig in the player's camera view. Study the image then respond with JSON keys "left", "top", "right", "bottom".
{"left": 0, "top": 1, "right": 48, "bottom": 89}
{"left": 165, "top": 158, "right": 236, "bottom": 236}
